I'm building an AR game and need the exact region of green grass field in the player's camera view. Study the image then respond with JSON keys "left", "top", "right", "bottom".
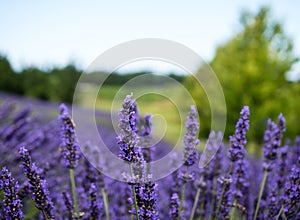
{"left": 75, "top": 84, "right": 194, "bottom": 144}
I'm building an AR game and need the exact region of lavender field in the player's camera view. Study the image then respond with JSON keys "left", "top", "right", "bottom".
{"left": 0, "top": 92, "right": 299, "bottom": 220}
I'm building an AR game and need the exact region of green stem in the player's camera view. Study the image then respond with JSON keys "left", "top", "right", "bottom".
{"left": 178, "top": 166, "right": 189, "bottom": 220}
{"left": 130, "top": 165, "right": 140, "bottom": 220}
{"left": 101, "top": 187, "right": 111, "bottom": 220}
{"left": 178, "top": 183, "right": 187, "bottom": 220}
{"left": 69, "top": 168, "right": 80, "bottom": 218}
{"left": 230, "top": 199, "right": 237, "bottom": 220}
{"left": 190, "top": 187, "right": 201, "bottom": 220}
{"left": 42, "top": 210, "right": 48, "bottom": 220}
{"left": 253, "top": 170, "right": 268, "bottom": 220}
{"left": 214, "top": 183, "right": 225, "bottom": 220}
{"left": 275, "top": 205, "right": 283, "bottom": 220}
{"left": 131, "top": 185, "right": 139, "bottom": 220}
{"left": 209, "top": 196, "right": 216, "bottom": 220}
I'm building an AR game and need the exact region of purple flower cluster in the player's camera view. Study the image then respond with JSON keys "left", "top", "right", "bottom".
{"left": 62, "top": 192, "right": 75, "bottom": 219}
{"left": 117, "top": 94, "right": 140, "bottom": 163}
{"left": 0, "top": 167, "right": 24, "bottom": 219}
{"left": 88, "top": 182, "right": 103, "bottom": 219}
{"left": 228, "top": 106, "right": 250, "bottom": 212}
{"left": 59, "top": 104, "right": 80, "bottom": 169}
{"left": 0, "top": 94, "right": 299, "bottom": 220}
{"left": 281, "top": 157, "right": 300, "bottom": 218}
{"left": 169, "top": 193, "right": 180, "bottom": 219}
{"left": 228, "top": 106, "right": 250, "bottom": 161}
{"left": 138, "top": 179, "right": 158, "bottom": 220}
{"left": 217, "top": 175, "right": 232, "bottom": 219}
{"left": 203, "top": 135, "right": 224, "bottom": 218}
{"left": 141, "top": 114, "right": 153, "bottom": 164}
{"left": 182, "top": 105, "right": 200, "bottom": 167}
{"left": 19, "top": 146, "right": 55, "bottom": 219}
{"left": 263, "top": 114, "right": 286, "bottom": 171}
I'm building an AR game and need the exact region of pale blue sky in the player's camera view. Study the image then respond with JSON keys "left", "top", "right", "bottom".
{"left": 0, "top": 0, "right": 300, "bottom": 75}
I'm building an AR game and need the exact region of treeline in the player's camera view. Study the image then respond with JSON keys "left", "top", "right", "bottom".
{"left": 83, "top": 72, "right": 185, "bottom": 86}
{"left": 0, "top": 56, "right": 81, "bottom": 103}
{"left": 0, "top": 56, "right": 185, "bottom": 103}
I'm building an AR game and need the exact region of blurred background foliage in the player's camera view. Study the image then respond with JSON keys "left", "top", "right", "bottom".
{"left": 185, "top": 7, "right": 299, "bottom": 142}
{"left": 0, "top": 6, "right": 299, "bottom": 143}
{"left": 0, "top": 59, "right": 81, "bottom": 103}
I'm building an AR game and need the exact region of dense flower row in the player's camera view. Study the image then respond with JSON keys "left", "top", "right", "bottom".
{"left": 0, "top": 94, "right": 299, "bottom": 219}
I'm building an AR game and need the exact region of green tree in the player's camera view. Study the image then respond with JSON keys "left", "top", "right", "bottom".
{"left": 186, "top": 7, "right": 299, "bottom": 142}
{"left": 0, "top": 55, "right": 23, "bottom": 94}
{"left": 49, "top": 65, "right": 81, "bottom": 103}
{"left": 22, "top": 67, "right": 50, "bottom": 100}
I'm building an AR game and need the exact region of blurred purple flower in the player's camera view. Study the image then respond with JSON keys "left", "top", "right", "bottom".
{"left": 263, "top": 114, "right": 286, "bottom": 171}
{"left": 276, "top": 139, "right": 290, "bottom": 189}
{"left": 281, "top": 157, "right": 300, "bottom": 219}
{"left": 62, "top": 192, "right": 75, "bottom": 219}
{"left": 183, "top": 105, "right": 200, "bottom": 167}
{"left": 0, "top": 101, "right": 15, "bottom": 121}
{"left": 88, "top": 182, "right": 103, "bottom": 219}
{"left": 292, "top": 136, "right": 300, "bottom": 164}
{"left": 141, "top": 114, "right": 152, "bottom": 137}
{"left": 169, "top": 193, "right": 180, "bottom": 219}
{"left": 228, "top": 106, "right": 250, "bottom": 162}
{"left": 141, "top": 114, "right": 153, "bottom": 165}
{"left": 13, "top": 106, "right": 31, "bottom": 124}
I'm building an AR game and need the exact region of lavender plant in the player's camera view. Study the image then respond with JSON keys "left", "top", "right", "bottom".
{"left": 215, "top": 106, "right": 250, "bottom": 220}
{"left": 19, "top": 146, "right": 55, "bottom": 219}
{"left": 88, "top": 182, "right": 103, "bottom": 219}
{"left": 179, "top": 105, "right": 200, "bottom": 220}
{"left": 254, "top": 113, "right": 286, "bottom": 220}
{"left": 59, "top": 104, "right": 81, "bottom": 218}
{"left": 117, "top": 94, "right": 142, "bottom": 220}
{"left": 280, "top": 157, "right": 300, "bottom": 219}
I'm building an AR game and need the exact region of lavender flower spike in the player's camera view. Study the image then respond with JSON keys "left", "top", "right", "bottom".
{"left": 263, "top": 113, "right": 286, "bottom": 171}
{"left": 138, "top": 178, "right": 159, "bottom": 220}
{"left": 62, "top": 192, "right": 75, "bottom": 219}
{"left": 117, "top": 94, "right": 140, "bottom": 163}
{"left": 141, "top": 114, "right": 153, "bottom": 164}
{"left": 141, "top": 114, "right": 152, "bottom": 137}
{"left": 281, "top": 157, "right": 300, "bottom": 219}
{"left": 59, "top": 104, "right": 80, "bottom": 169}
{"left": 169, "top": 193, "right": 180, "bottom": 219}
{"left": 0, "top": 167, "right": 24, "bottom": 219}
{"left": 183, "top": 105, "right": 200, "bottom": 166}
{"left": 19, "top": 146, "right": 55, "bottom": 219}
{"left": 217, "top": 176, "right": 232, "bottom": 219}
{"left": 88, "top": 182, "right": 103, "bottom": 219}
{"left": 228, "top": 106, "right": 250, "bottom": 162}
